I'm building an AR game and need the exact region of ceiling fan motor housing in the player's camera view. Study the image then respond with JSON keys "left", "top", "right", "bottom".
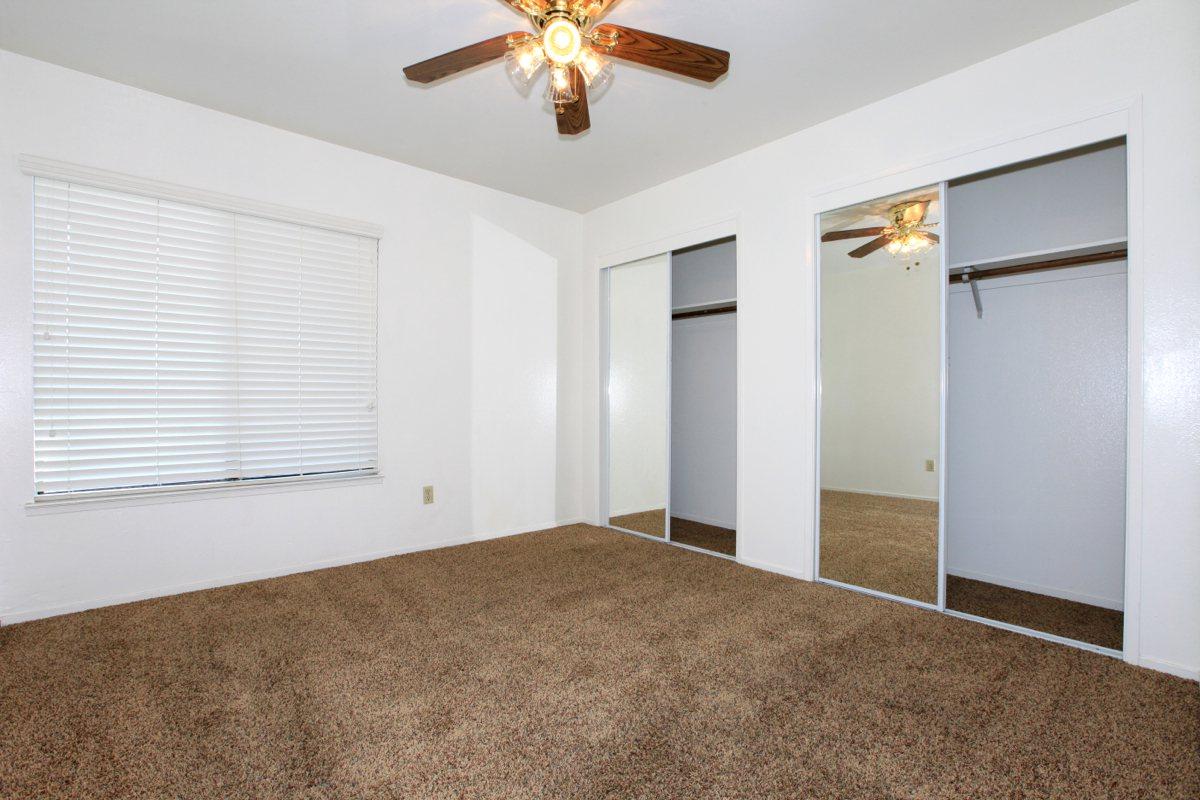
{"left": 533, "top": 0, "right": 591, "bottom": 30}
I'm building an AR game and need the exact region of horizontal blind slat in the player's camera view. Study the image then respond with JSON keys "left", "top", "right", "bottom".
{"left": 32, "top": 177, "right": 378, "bottom": 495}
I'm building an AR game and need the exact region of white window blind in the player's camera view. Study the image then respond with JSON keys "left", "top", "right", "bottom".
{"left": 32, "top": 178, "right": 378, "bottom": 497}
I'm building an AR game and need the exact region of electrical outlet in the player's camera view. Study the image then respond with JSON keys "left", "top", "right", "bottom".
{"left": 422, "top": 485, "right": 435, "bottom": 505}
{"left": 925, "top": 459, "right": 936, "bottom": 472}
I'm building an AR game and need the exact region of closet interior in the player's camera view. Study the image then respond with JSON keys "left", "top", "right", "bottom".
{"left": 605, "top": 237, "right": 737, "bottom": 558}
{"left": 816, "top": 138, "right": 1128, "bottom": 652}
{"left": 944, "top": 140, "right": 1128, "bottom": 649}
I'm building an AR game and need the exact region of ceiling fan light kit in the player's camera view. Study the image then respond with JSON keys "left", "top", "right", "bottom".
{"left": 882, "top": 201, "right": 938, "bottom": 258}
{"left": 822, "top": 200, "right": 941, "bottom": 261}
{"left": 403, "top": 0, "right": 730, "bottom": 136}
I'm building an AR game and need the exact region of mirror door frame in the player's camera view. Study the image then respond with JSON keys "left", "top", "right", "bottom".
{"left": 596, "top": 219, "right": 741, "bottom": 561}
{"left": 812, "top": 182, "right": 947, "bottom": 612}
{"left": 807, "top": 98, "right": 1142, "bottom": 663}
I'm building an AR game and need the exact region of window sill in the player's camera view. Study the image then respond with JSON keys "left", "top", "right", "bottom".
{"left": 24, "top": 473, "right": 383, "bottom": 515}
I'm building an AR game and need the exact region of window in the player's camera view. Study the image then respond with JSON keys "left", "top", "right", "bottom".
{"left": 32, "top": 178, "right": 378, "bottom": 497}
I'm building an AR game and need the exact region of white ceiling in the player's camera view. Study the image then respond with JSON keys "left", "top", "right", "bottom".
{"left": 0, "top": 0, "right": 1133, "bottom": 212}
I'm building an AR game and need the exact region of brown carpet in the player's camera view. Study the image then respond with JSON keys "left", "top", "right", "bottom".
{"left": 819, "top": 490, "right": 939, "bottom": 604}
{"left": 669, "top": 516, "right": 736, "bottom": 557}
{"left": 948, "top": 575, "right": 1124, "bottom": 650}
{"left": 2, "top": 525, "right": 1197, "bottom": 799}
{"left": 609, "top": 508, "right": 666, "bottom": 538}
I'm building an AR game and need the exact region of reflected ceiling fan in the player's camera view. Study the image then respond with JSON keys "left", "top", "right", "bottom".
{"left": 402, "top": 0, "right": 730, "bottom": 136}
{"left": 822, "top": 201, "right": 940, "bottom": 258}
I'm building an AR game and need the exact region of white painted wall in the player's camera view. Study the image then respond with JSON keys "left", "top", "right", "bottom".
{"left": 947, "top": 264, "right": 1128, "bottom": 609}
{"left": 0, "top": 50, "right": 582, "bottom": 623}
{"left": 576, "top": 1, "right": 1200, "bottom": 678}
{"left": 671, "top": 314, "right": 737, "bottom": 529}
{"left": 948, "top": 141, "right": 1128, "bottom": 265}
{"left": 470, "top": 216, "right": 559, "bottom": 537}
{"left": 819, "top": 241, "right": 941, "bottom": 501}
{"left": 608, "top": 255, "right": 670, "bottom": 517}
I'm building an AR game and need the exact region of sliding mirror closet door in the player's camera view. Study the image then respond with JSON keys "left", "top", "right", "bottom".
{"left": 818, "top": 187, "right": 942, "bottom": 605}
{"left": 607, "top": 254, "right": 671, "bottom": 539}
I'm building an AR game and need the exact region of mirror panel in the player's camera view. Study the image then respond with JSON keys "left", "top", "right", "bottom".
{"left": 818, "top": 187, "right": 941, "bottom": 604}
{"left": 607, "top": 254, "right": 671, "bottom": 538}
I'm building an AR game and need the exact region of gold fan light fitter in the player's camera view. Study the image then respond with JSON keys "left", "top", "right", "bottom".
{"left": 505, "top": 2, "right": 619, "bottom": 109}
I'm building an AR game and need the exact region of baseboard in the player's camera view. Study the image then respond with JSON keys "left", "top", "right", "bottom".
{"left": 946, "top": 568, "right": 1124, "bottom": 611}
{"left": 1136, "top": 655, "right": 1200, "bottom": 682}
{"left": 1, "top": 521, "right": 571, "bottom": 626}
{"left": 737, "top": 555, "right": 813, "bottom": 582}
{"left": 470, "top": 519, "right": 575, "bottom": 539}
{"left": 669, "top": 510, "right": 736, "bottom": 530}
{"left": 821, "top": 486, "right": 938, "bottom": 502}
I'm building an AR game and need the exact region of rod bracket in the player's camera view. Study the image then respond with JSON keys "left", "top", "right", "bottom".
{"left": 960, "top": 268, "right": 983, "bottom": 318}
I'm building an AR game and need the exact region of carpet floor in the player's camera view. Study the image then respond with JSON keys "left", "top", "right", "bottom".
{"left": 947, "top": 575, "right": 1124, "bottom": 650}
{"left": 668, "top": 517, "right": 736, "bottom": 557}
{"left": 609, "top": 509, "right": 666, "bottom": 538}
{"left": 819, "top": 490, "right": 939, "bottom": 604}
{"left": 1, "top": 525, "right": 1196, "bottom": 799}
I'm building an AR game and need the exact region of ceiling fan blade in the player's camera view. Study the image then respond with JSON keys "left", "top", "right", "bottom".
{"left": 556, "top": 68, "right": 591, "bottom": 136}
{"left": 849, "top": 236, "right": 891, "bottom": 258}
{"left": 822, "top": 227, "right": 886, "bottom": 243}
{"left": 922, "top": 232, "right": 941, "bottom": 244}
{"left": 403, "top": 34, "right": 523, "bottom": 84}
{"left": 594, "top": 24, "right": 729, "bottom": 82}
{"left": 573, "top": 0, "right": 622, "bottom": 20}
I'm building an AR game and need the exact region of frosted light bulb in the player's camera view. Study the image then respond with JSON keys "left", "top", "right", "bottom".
{"left": 505, "top": 41, "right": 546, "bottom": 85}
{"left": 543, "top": 18, "right": 583, "bottom": 65}
{"left": 576, "top": 47, "right": 613, "bottom": 93}
{"left": 545, "top": 65, "right": 577, "bottom": 105}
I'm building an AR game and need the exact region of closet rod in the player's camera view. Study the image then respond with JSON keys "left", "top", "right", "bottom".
{"left": 947, "top": 248, "right": 1127, "bottom": 285}
{"left": 673, "top": 303, "right": 737, "bottom": 321}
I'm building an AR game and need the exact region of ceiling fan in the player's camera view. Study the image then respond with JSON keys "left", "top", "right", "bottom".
{"left": 821, "top": 201, "right": 941, "bottom": 258}
{"left": 402, "top": 0, "right": 730, "bottom": 136}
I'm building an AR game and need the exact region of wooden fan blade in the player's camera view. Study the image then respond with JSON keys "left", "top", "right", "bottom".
{"left": 822, "top": 227, "right": 886, "bottom": 243}
{"left": 595, "top": 24, "right": 729, "bottom": 82}
{"left": 849, "top": 236, "right": 891, "bottom": 258}
{"left": 557, "top": 67, "right": 591, "bottom": 135}
{"left": 923, "top": 232, "right": 941, "bottom": 244}
{"left": 403, "top": 34, "right": 522, "bottom": 83}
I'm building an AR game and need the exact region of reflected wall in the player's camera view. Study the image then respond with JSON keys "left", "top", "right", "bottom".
{"left": 607, "top": 254, "right": 670, "bottom": 538}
